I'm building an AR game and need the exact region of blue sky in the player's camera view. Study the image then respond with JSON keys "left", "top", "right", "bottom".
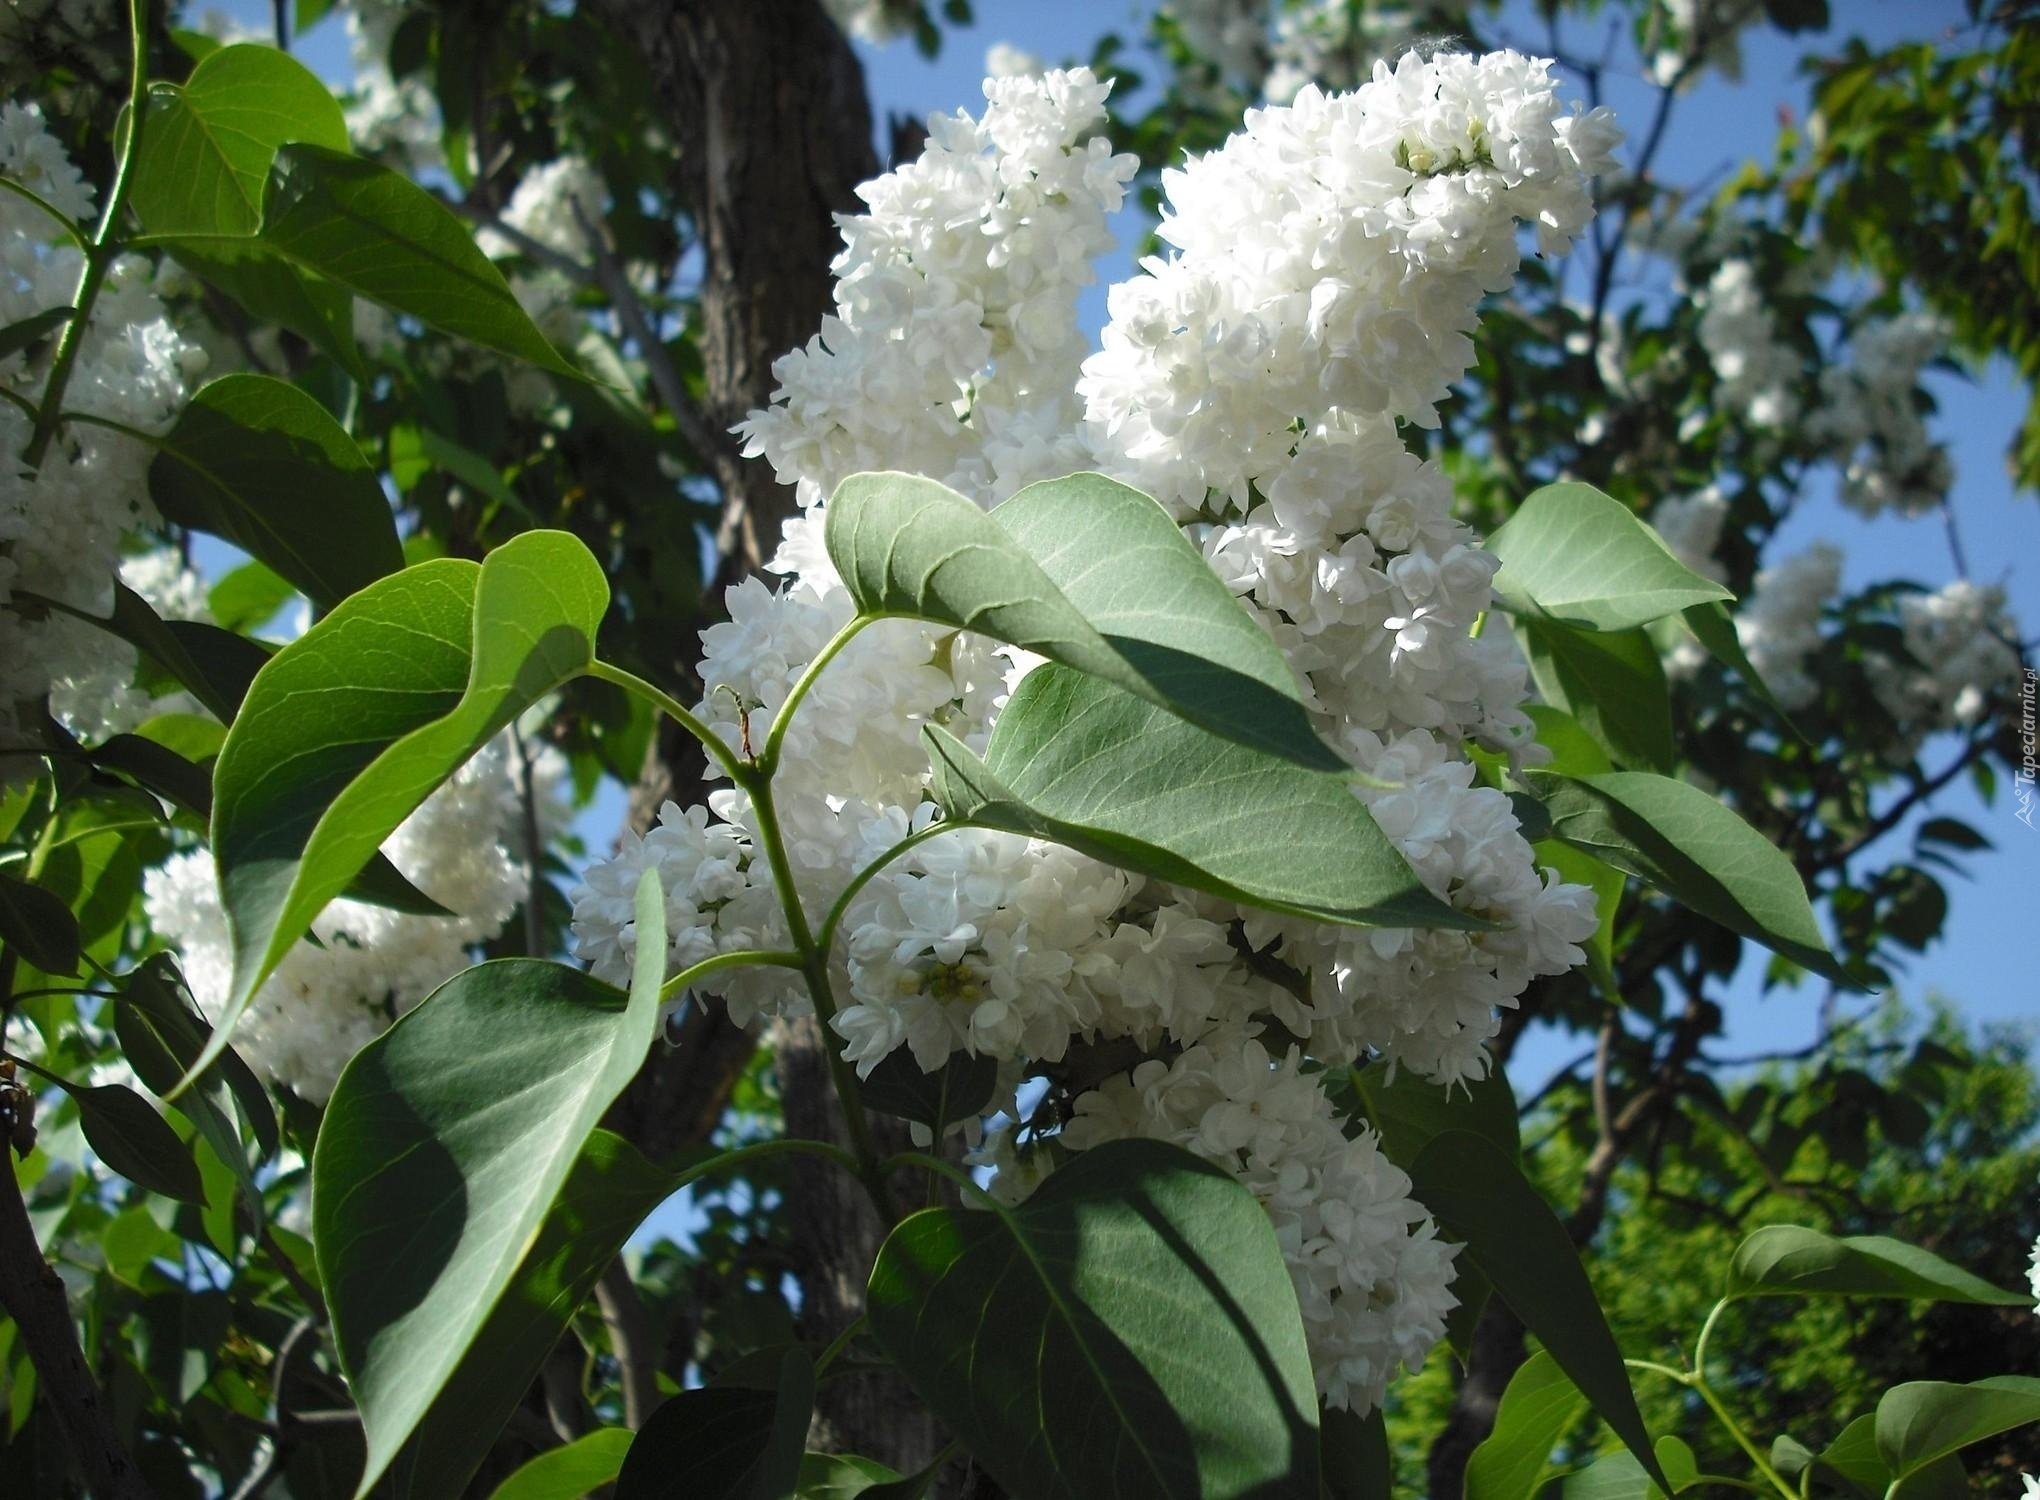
{"left": 230, "top": 0, "right": 2035, "bottom": 1088}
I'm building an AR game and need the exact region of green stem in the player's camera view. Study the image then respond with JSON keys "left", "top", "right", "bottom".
{"left": 1689, "top": 1298, "right": 1797, "bottom": 1500}
{"left": 585, "top": 659, "right": 747, "bottom": 782}
{"left": 814, "top": 817, "right": 965, "bottom": 962}
{"left": 23, "top": 0, "right": 153, "bottom": 470}
{"left": 759, "top": 613, "right": 875, "bottom": 775}
{"left": 1623, "top": 1359, "right": 1693, "bottom": 1386}
{"left": 668, "top": 1135, "right": 862, "bottom": 1194}
{"left": 881, "top": 1149, "right": 992, "bottom": 1207}
{"left": 811, "top": 1313, "right": 866, "bottom": 1376}
{"left": 656, "top": 947, "right": 803, "bottom": 1007}
{"left": 0, "top": 386, "right": 36, "bottom": 421}
{"left": 0, "top": 179, "right": 88, "bottom": 247}
{"left": 736, "top": 764, "right": 887, "bottom": 1200}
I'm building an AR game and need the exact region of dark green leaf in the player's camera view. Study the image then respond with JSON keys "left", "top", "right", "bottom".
{"left": 827, "top": 471, "right": 1343, "bottom": 770}
{"left": 150, "top": 373, "right": 401, "bottom": 609}
{"left": 257, "top": 144, "right": 579, "bottom": 376}
{"left": 1530, "top": 772, "right": 1856, "bottom": 988}
{"left": 867, "top": 1138, "right": 1321, "bottom": 1500}
{"left": 484, "top": 1429, "right": 634, "bottom": 1500}
{"left": 1874, "top": 1377, "right": 2040, "bottom": 1477}
{"left": 0, "top": 308, "right": 73, "bottom": 361}
{"left": 1725, "top": 1226, "right": 2025, "bottom": 1305}
{"left": 210, "top": 532, "right": 606, "bottom": 1077}
{"left": 616, "top": 1388, "right": 776, "bottom": 1500}
{"left": 1407, "top": 1132, "right": 1666, "bottom": 1493}
{"left": 1486, "top": 482, "right": 1731, "bottom": 630}
{"left": 0, "top": 870, "right": 81, "bottom": 977}
{"left": 130, "top": 44, "right": 348, "bottom": 236}
{"left": 1682, "top": 602, "right": 1804, "bottom": 738}
{"left": 1465, "top": 1351, "right": 1587, "bottom": 1500}
{"left": 71, "top": 1083, "right": 206, "bottom": 1203}
{"left": 313, "top": 870, "right": 664, "bottom": 1496}
{"left": 926, "top": 667, "right": 1477, "bottom": 931}
{"left": 88, "top": 733, "right": 213, "bottom": 819}
{"left": 163, "top": 236, "right": 365, "bottom": 381}
{"left": 1518, "top": 619, "right": 1674, "bottom": 773}
{"left": 1349, "top": 1057, "right": 1519, "bottom": 1167}
{"left": 858, "top": 1048, "right": 997, "bottom": 1133}
{"left": 1319, "top": 1406, "right": 1391, "bottom": 1500}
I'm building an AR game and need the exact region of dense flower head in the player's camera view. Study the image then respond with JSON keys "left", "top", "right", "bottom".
{"left": 577, "top": 54, "right": 1612, "bottom": 1412}
{"left": 2, "top": 105, "right": 203, "bottom": 773}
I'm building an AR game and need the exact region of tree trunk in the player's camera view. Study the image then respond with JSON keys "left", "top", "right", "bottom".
{"left": 589, "top": 0, "right": 944, "bottom": 1470}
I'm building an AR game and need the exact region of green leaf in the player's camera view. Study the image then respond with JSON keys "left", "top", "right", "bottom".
{"left": 256, "top": 144, "right": 579, "bottom": 377}
{"left": 0, "top": 870, "right": 81, "bottom": 977}
{"left": 1406, "top": 1132, "right": 1666, "bottom": 1494}
{"left": 1517, "top": 619, "right": 1674, "bottom": 773}
{"left": 0, "top": 308, "right": 73, "bottom": 361}
{"left": 867, "top": 1137, "right": 1321, "bottom": 1500}
{"left": 484, "top": 1429, "right": 634, "bottom": 1500}
{"left": 1875, "top": 1377, "right": 2040, "bottom": 1478}
{"left": 858, "top": 1047, "right": 997, "bottom": 1133}
{"left": 130, "top": 44, "right": 349, "bottom": 236}
{"left": 1466, "top": 1351, "right": 1587, "bottom": 1500}
{"left": 1726, "top": 1226, "right": 2026, "bottom": 1304}
{"left": 1559, "top": 1439, "right": 1696, "bottom": 1499}
{"left": 70, "top": 1082, "right": 206, "bottom": 1203}
{"left": 1811, "top": 1415, "right": 1887, "bottom": 1499}
{"left": 1486, "top": 483, "right": 1731, "bottom": 631}
{"left": 208, "top": 559, "right": 298, "bottom": 635}
{"left": 1524, "top": 705, "right": 1614, "bottom": 777}
{"left": 1529, "top": 772, "right": 1856, "bottom": 988}
{"left": 798, "top": 1454, "right": 905, "bottom": 1499}
{"left": 1348, "top": 1057, "right": 1520, "bottom": 1166}
{"left": 89, "top": 732, "right": 214, "bottom": 819}
{"left": 150, "top": 373, "right": 401, "bottom": 610}
{"left": 383, "top": 1130, "right": 686, "bottom": 1500}
{"left": 925, "top": 667, "right": 1477, "bottom": 931}
{"left": 120, "top": 954, "right": 278, "bottom": 1166}
{"left": 1681, "top": 602, "right": 1804, "bottom": 738}
{"left": 209, "top": 532, "right": 607, "bottom": 1078}
{"left": 102, "top": 1204, "right": 181, "bottom": 1290}
{"left": 105, "top": 580, "right": 270, "bottom": 723}
{"left": 1319, "top": 1406, "right": 1391, "bottom": 1500}
{"left": 163, "top": 236, "right": 365, "bottom": 382}
{"left": 313, "top": 869, "right": 665, "bottom": 1496}
{"left": 826, "top": 471, "right": 1343, "bottom": 771}
{"left": 617, "top": 1380, "right": 799, "bottom": 1500}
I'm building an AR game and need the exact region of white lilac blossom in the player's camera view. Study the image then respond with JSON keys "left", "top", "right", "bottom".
{"left": 1808, "top": 310, "right": 1955, "bottom": 518}
{"left": 1162, "top": 1, "right": 1475, "bottom": 105}
{"left": 339, "top": 0, "right": 444, "bottom": 171}
{"left": 1651, "top": 488, "right": 1730, "bottom": 585}
{"left": 1870, "top": 579, "right": 2021, "bottom": 750}
{"left": 1735, "top": 544, "right": 1840, "bottom": 713}
{"left": 2, "top": 106, "right": 204, "bottom": 772}
{"left": 2028, "top": 1228, "right": 2039, "bottom": 1314}
{"left": 1697, "top": 259, "right": 1800, "bottom": 428}
{"left": 146, "top": 733, "right": 566, "bottom": 1103}
{"left": 478, "top": 156, "right": 605, "bottom": 263}
{"left": 577, "top": 56, "right": 1610, "bottom": 1412}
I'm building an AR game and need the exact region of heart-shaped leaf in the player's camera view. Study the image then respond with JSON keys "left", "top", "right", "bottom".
{"left": 130, "top": 44, "right": 348, "bottom": 236}
{"left": 1726, "top": 1226, "right": 2025, "bottom": 1304}
{"left": 314, "top": 870, "right": 665, "bottom": 1497}
{"left": 1486, "top": 483, "right": 1732, "bottom": 631}
{"left": 858, "top": 1047, "right": 998, "bottom": 1132}
{"left": 1528, "top": 771, "right": 1857, "bottom": 988}
{"left": 1465, "top": 1351, "right": 1587, "bottom": 1500}
{"left": 827, "top": 471, "right": 1343, "bottom": 771}
{"left": 867, "top": 1137, "right": 1321, "bottom": 1500}
{"left": 151, "top": 373, "right": 401, "bottom": 609}
{"left": 1874, "top": 1376, "right": 2040, "bottom": 1478}
{"left": 925, "top": 666, "right": 1475, "bottom": 931}
{"left": 616, "top": 1347, "right": 814, "bottom": 1500}
{"left": 484, "top": 1429, "right": 634, "bottom": 1500}
{"left": 1407, "top": 1132, "right": 1667, "bottom": 1494}
{"left": 208, "top": 530, "right": 607, "bottom": 1081}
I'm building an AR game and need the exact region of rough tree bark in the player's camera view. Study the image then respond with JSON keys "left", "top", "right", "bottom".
{"left": 588, "top": 0, "right": 943, "bottom": 1472}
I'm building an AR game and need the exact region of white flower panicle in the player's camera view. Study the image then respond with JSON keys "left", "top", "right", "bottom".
{"left": 1809, "top": 310, "right": 1954, "bottom": 518}
{"left": 1870, "top": 579, "right": 2021, "bottom": 750}
{"left": 3, "top": 105, "right": 204, "bottom": 769}
{"left": 576, "top": 55, "right": 1611, "bottom": 1413}
{"left": 1697, "top": 258, "right": 1800, "bottom": 428}
{"left": 147, "top": 733, "right": 566, "bottom": 1103}
{"left": 1734, "top": 543, "right": 1840, "bottom": 713}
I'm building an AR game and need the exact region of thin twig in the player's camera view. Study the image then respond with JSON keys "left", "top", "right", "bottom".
{"left": 593, "top": 1257, "right": 659, "bottom": 1429}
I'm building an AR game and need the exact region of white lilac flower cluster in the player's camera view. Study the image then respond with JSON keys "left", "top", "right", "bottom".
{"left": 1870, "top": 579, "right": 2021, "bottom": 752}
{"left": 1162, "top": 1, "right": 1474, "bottom": 106}
{"left": 2, "top": 103, "right": 205, "bottom": 774}
{"left": 1696, "top": 258, "right": 1801, "bottom": 429}
{"left": 146, "top": 732, "right": 566, "bottom": 1103}
{"left": 1732, "top": 543, "right": 1841, "bottom": 713}
{"left": 1808, "top": 311, "right": 1955, "bottom": 518}
{"left": 574, "top": 57, "right": 1614, "bottom": 1412}
{"left": 340, "top": 0, "right": 443, "bottom": 172}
